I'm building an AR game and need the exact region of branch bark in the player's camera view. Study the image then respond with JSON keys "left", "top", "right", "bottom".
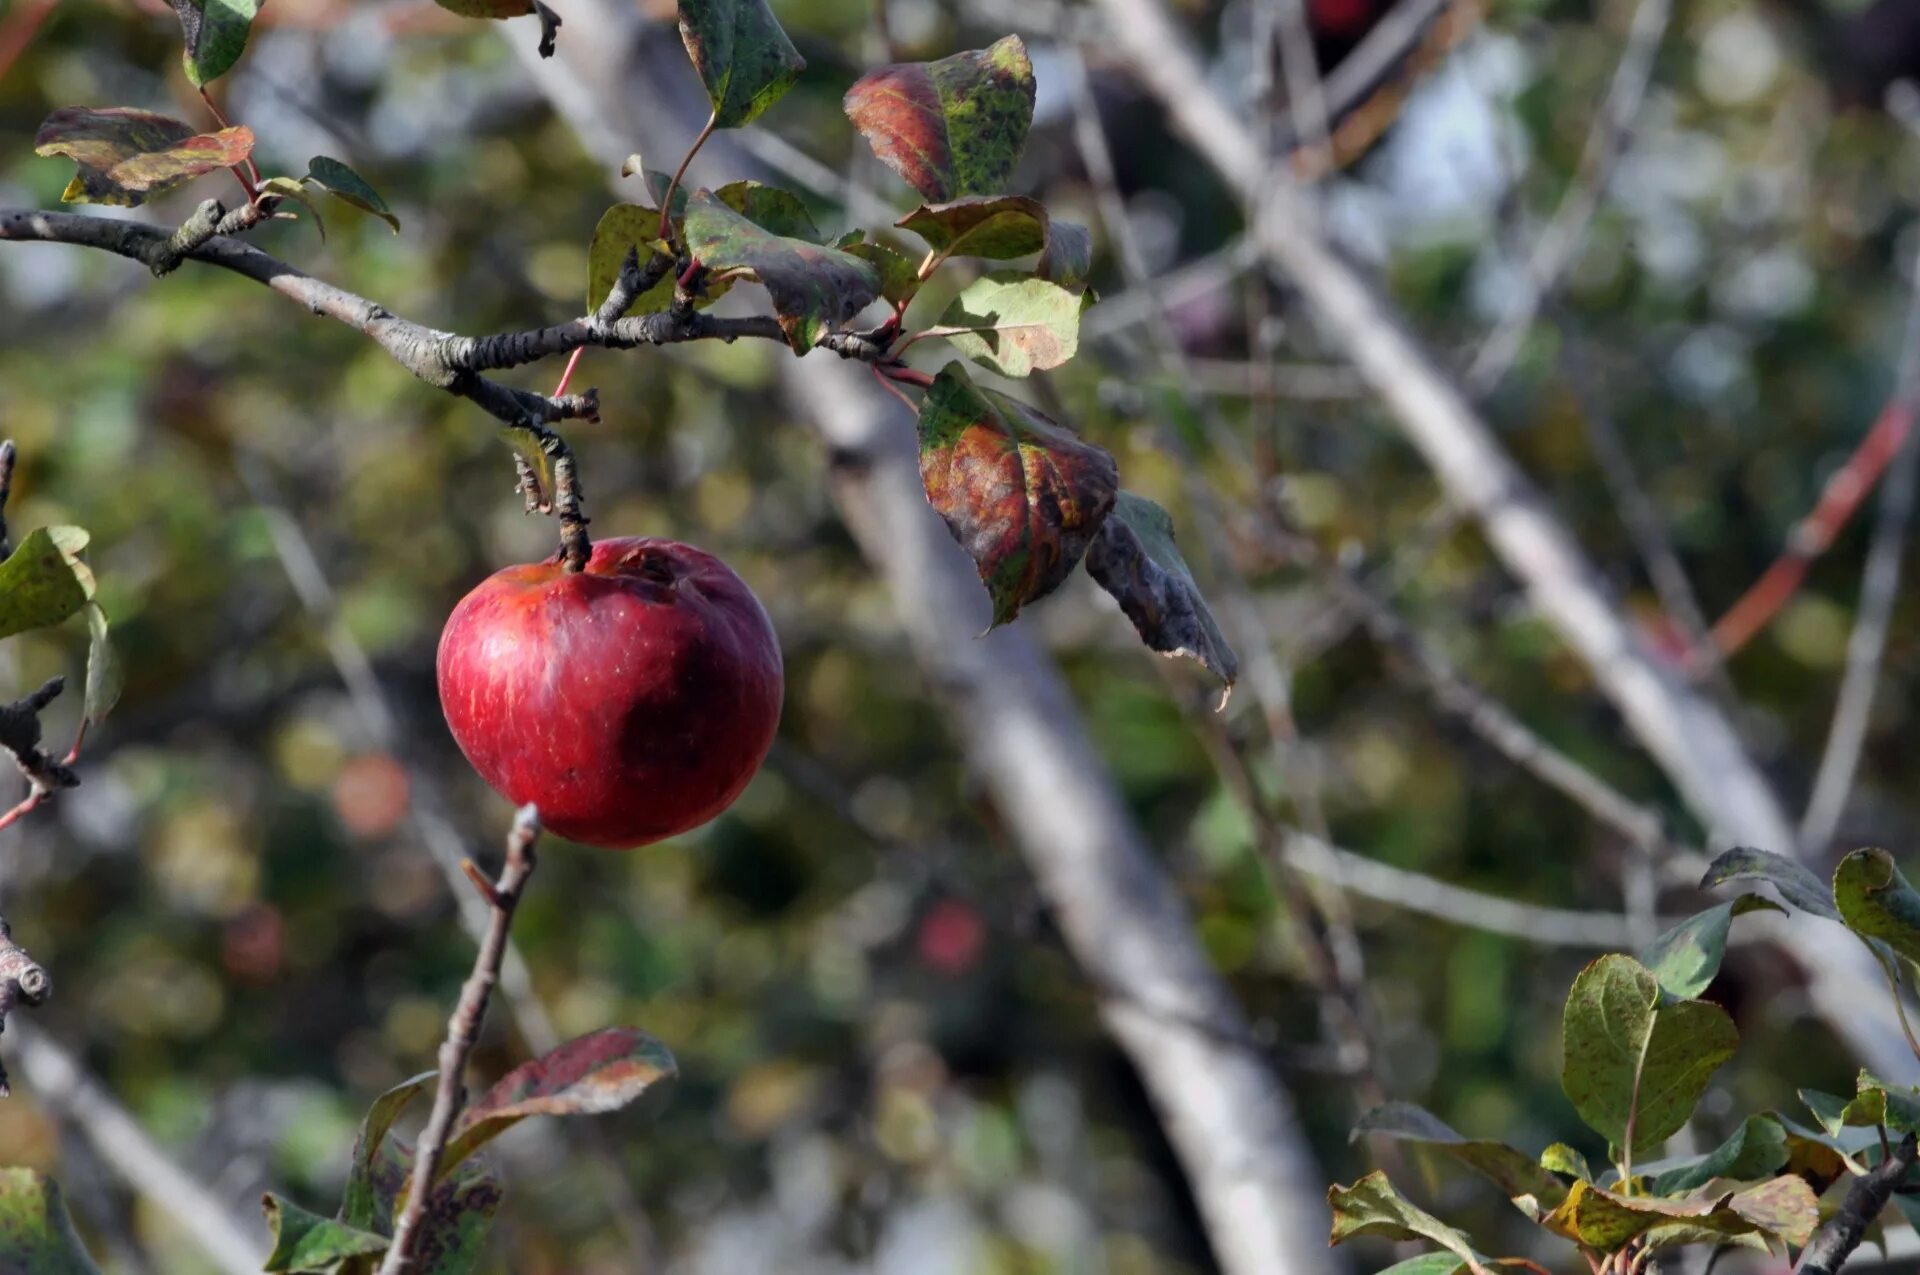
{"left": 1797, "top": 1133, "right": 1916, "bottom": 1275}
{"left": 378, "top": 804, "right": 540, "bottom": 1275}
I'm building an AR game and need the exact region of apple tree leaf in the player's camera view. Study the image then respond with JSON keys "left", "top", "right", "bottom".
{"left": 676, "top": 0, "right": 805, "bottom": 128}
{"left": 682, "top": 189, "right": 881, "bottom": 352}
{"left": 1700, "top": 846, "right": 1840, "bottom": 920}
{"left": 1349, "top": 1102, "right": 1567, "bottom": 1219}
{"left": 1833, "top": 848, "right": 1920, "bottom": 971}
{"left": 0, "top": 527, "right": 99, "bottom": 641}
{"left": 437, "top": 1027, "right": 677, "bottom": 1182}
{"left": 837, "top": 232, "right": 921, "bottom": 305}
{"left": 170, "top": 0, "right": 260, "bottom": 86}
{"left": 369, "top": 1138, "right": 502, "bottom": 1275}
{"left": 257, "top": 176, "right": 328, "bottom": 241}
{"left": 1037, "top": 220, "right": 1094, "bottom": 288}
{"left": 82, "top": 602, "right": 122, "bottom": 728}
{"left": 916, "top": 362, "right": 1119, "bottom": 627}
{"left": 587, "top": 180, "right": 822, "bottom": 316}
{"left": 1639, "top": 895, "right": 1784, "bottom": 1001}
{"left": 1560, "top": 954, "right": 1737, "bottom": 1157}
{"left": 897, "top": 195, "right": 1048, "bottom": 262}
{"left": 1083, "top": 491, "right": 1238, "bottom": 689}
{"left": 1375, "top": 1258, "right": 1470, "bottom": 1275}
{"left": 340, "top": 1071, "right": 437, "bottom": 1232}
{"left": 1540, "top": 1143, "right": 1592, "bottom": 1181}
{"left": 927, "top": 273, "right": 1086, "bottom": 377}
{"left": 261, "top": 1194, "right": 388, "bottom": 1272}
{"left": 843, "top": 36, "right": 1036, "bottom": 202}
{"left": 34, "top": 109, "right": 253, "bottom": 207}
{"left": 0, "top": 1170, "right": 102, "bottom": 1275}
{"left": 304, "top": 157, "right": 399, "bottom": 233}
{"left": 1326, "top": 1171, "right": 1489, "bottom": 1275}
{"left": 1649, "top": 1114, "right": 1789, "bottom": 1195}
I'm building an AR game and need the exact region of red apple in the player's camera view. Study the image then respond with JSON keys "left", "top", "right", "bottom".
{"left": 436, "top": 536, "right": 783, "bottom": 848}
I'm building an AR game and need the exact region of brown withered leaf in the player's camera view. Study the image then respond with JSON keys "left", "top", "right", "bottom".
{"left": 916, "top": 362, "right": 1118, "bottom": 627}
{"left": 1084, "top": 492, "right": 1238, "bottom": 693}
{"left": 35, "top": 108, "right": 253, "bottom": 207}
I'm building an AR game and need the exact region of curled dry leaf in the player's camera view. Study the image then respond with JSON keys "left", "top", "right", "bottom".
{"left": 843, "top": 36, "right": 1036, "bottom": 202}
{"left": 1083, "top": 492, "right": 1238, "bottom": 693}
{"left": 34, "top": 108, "right": 253, "bottom": 207}
{"left": 916, "top": 363, "right": 1118, "bottom": 628}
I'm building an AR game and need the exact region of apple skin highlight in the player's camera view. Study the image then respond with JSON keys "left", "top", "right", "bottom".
{"left": 437, "top": 536, "right": 784, "bottom": 848}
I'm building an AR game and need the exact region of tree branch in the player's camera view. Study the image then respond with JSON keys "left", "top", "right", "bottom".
{"left": 1798, "top": 1133, "right": 1917, "bottom": 1275}
{"left": 378, "top": 804, "right": 541, "bottom": 1275}
{"left": 0, "top": 918, "right": 49, "bottom": 1097}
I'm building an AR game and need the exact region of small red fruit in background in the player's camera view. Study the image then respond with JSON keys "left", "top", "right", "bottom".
{"left": 437, "top": 536, "right": 783, "bottom": 848}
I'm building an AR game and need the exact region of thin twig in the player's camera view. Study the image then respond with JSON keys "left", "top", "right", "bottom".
{"left": 378, "top": 805, "right": 541, "bottom": 1275}
{"left": 0, "top": 438, "right": 17, "bottom": 561}
{"left": 1799, "top": 236, "right": 1920, "bottom": 850}
{"left": 1797, "top": 1134, "right": 1918, "bottom": 1275}
{"left": 1467, "top": 0, "right": 1674, "bottom": 391}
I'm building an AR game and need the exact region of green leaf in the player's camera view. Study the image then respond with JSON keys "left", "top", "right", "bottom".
{"left": 1640, "top": 895, "right": 1783, "bottom": 1001}
{"left": 1560, "top": 954, "right": 1738, "bottom": 1157}
{"left": 1326, "top": 1171, "right": 1488, "bottom": 1275}
{"left": 432, "top": 0, "right": 531, "bottom": 15}
{"left": 437, "top": 1027, "right": 676, "bottom": 1182}
{"left": 34, "top": 108, "right": 253, "bottom": 207}
{"left": 1800, "top": 1089, "right": 1852, "bottom": 1139}
{"left": 927, "top": 273, "right": 1085, "bottom": 377}
{"left": 838, "top": 233, "right": 921, "bottom": 305}
{"left": 1037, "top": 220, "right": 1094, "bottom": 289}
{"left": 304, "top": 157, "right": 400, "bottom": 233}
{"left": 1375, "top": 1257, "right": 1469, "bottom": 1275}
{"left": 1538, "top": 1179, "right": 1779, "bottom": 1250}
{"left": 1650, "top": 1115, "right": 1788, "bottom": 1195}
{"left": 82, "top": 602, "right": 122, "bottom": 728}
{"left": 1700, "top": 846, "right": 1840, "bottom": 920}
{"left": 1833, "top": 848, "right": 1920, "bottom": 970}
{"left": 0, "top": 1170, "right": 102, "bottom": 1275}
{"left": 1719, "top": 1174, "right": 1819, "bottom": 1247}
{"left": 262, "top": 1195, "right": 388, "bottom": 1271}
{"left": 170, "top": 0, "right": 260, "bottom": 86}
{"left": 586, "top": 181, "right": 822, "bottom": 318}
{"left": 842, "top": 36, "right": 1036, "bottom": 202}
{"left": 675, "top": 0, "right": 805, "bottom": 127}
{"left": 897, "top": 195, "right": 1048, "bottom": 261}
{"left": 372, "top": 1139, "right": 503, "bottom": 1275}
{"left": 682, "top": 189, "right": 881, "bottom": 352}
{"left": 916, "top": 363, "right": 1120, "bottom": 627}
{"left": 1840, "top": 1070, "right": 1920, "bottom": 1134}
{"left": 714, "top": 181, "right": 820, "bottom": 241}
{"left": 0, "top": 527, "right": 98, "bottom": 641}
{"left": 1540, "top": 1142, "right": 1592, "bottom": 1181}
{"left": 1349, "top": 1102, "right": 1568, "bottom": 1219}
{"left": 257, "top": 175, "right": 328, "bottom": 242}
{"left": 340, "top": 1071, "right": 436, "bottom": 1232}
{"left": 1083, "top": 491, "right": 1239, "bottom": 689}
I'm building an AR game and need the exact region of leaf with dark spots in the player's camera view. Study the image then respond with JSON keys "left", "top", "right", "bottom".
{"left": 1560, "top": 954, "right": 1737, "bottom": 1156}
{"left": 34, "top": 108, "right": 253, "bottom": 207}
{"left": 843, "top": 36, "right": 1036, "bottom": 202}
{"left": 340, "top": 1071, "right": 435, "bottom": 1232}
{"left": 916, "top": 363, "right": 1119, "bottom": 627}
{"left": 0, "top": 1170, "right": 101, "bottom": 1275}
{"left": 1834, "top": 848, "right": 1920, "bottom": 970}
{"left": 1326, "top": 1171, "right": 1489, "bottom": 1274}
{"left": 897, "top": 195, "right": 1048, "bottom": 261}
{"left": 1700, "top": 845, "right": 1840, "bottom": 920}
{"left": 170, "top": 0, "right": 259, "bottom": 85}
{"left": 262, "top": 1195, "right": 388, "bottom": 1271}
{"left": 1650, "top": 1114, "right": 1789, "bottom": 1194}
{"left": 1083, "top": 492, "right": 1237, "bottom": 690}
{"left": 588, "top": 180, "right": 822, "bottom": 316}
{"left": 676, "top": 0, "right": 805, "bottom": 128}
{"left": 682, "top": 189, "right": 881, "bottom": 352}
{"left": 1037, "top": 220, "right": 1093, "bottom": 288}
{"left": 837, "top": 232, "right": 921, "bottom": 305}
{"left": 0, "top": 527, "right": 97, "bottom": 641}
{"left": 437, "top": 1027, "right": 676, "bottom": 1181}
{"left": 304, "top": 157, "right": 399, "bottom": 233}
{"left": 1348, "top": 1102, "right": 1567, "bottom": 1219}
{"left": 928, "top": 273, "right": 1086, "bottom": 377}
{"left": 1640, "top": 895, "right": 1783, "bottom": 1001}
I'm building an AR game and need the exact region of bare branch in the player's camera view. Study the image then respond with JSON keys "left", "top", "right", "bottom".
{"left": 378, "top": 805, "right": 541, "bottom": 1275}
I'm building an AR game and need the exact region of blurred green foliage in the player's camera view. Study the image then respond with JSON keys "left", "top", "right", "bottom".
{"left": 5, "top": 0, "right": 1920, "bottom": 1270}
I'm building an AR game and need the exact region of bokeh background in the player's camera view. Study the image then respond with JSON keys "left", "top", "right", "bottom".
{"left": 3, "top": 0, "right": 1920, "bottom": 1269}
